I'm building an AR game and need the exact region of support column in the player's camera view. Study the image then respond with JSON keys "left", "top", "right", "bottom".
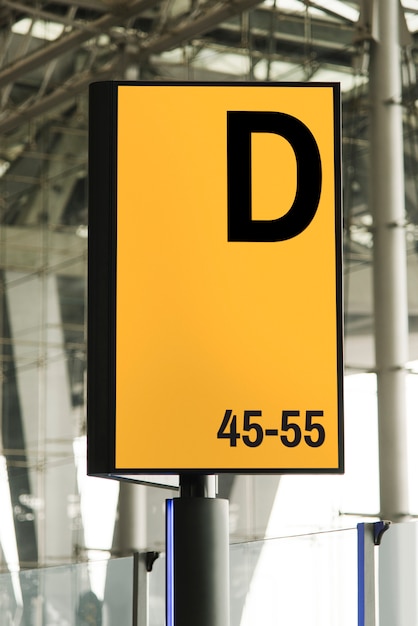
{"left": 167, "top": 475, "right": 230, "bottom": 626}
{"left": 369, "top": 0, "right": 410, "bottom": 521}
{"left": 6, "top": 271, "right": 75, "bottom": 562}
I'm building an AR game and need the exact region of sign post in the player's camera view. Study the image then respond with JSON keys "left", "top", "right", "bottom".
{"left": 166, "top": 475, "right": 229, "bottom": 626}
{"left": 88, "top": 81, "right": 343, "bottom": 626}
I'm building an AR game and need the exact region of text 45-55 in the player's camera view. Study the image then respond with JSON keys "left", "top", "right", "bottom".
{"left": 217, "top": 410, "right": 326, "bottom": 448}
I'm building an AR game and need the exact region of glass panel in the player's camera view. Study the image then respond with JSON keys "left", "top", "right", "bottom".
{"left": 231, "top": 529, "right": 357, "bottom": 626}
{"left": 149, "top": 527, "right": 358, "bottom": 626}
{"left": 0, "top": 528, "right": 358, "bottom": 625}
{"left": 0, "top": 556, "right": 133, "bottom": 626}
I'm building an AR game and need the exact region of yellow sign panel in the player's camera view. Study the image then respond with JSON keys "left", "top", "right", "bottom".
{"left": 113, "top": 82, "right": 343, "bottom": 473}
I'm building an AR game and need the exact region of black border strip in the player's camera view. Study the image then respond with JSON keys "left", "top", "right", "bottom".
{"left": 333, "top": 83, "right": 345, "bottom": 474}
{"left": 87, "top": 81, "right": 117, "bottom": 475}
{"left": 87, "top": 81, "right": 344, "bottom": 476}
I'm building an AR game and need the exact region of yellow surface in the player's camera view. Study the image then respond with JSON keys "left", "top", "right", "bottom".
{"left": 115, "top": 84, "right": 341, "bottom": 471}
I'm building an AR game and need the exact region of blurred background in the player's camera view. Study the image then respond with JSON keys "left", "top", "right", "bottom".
{"left": 1, "top": 1, "right": 418, "bottom": 623}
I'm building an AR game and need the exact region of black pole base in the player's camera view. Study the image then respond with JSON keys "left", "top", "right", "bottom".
{"left": 166, "top": 476, "right": 230, "bottom": 626}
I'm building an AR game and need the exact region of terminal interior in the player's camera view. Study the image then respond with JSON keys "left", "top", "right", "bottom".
{"left": 1, "top": 1, "right": 418, "bottom": 624}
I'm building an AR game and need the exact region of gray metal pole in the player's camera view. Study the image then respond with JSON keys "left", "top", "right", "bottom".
{"left": 133, "top": 552, "right": 150, "bottom": 626}
{"left": 369, "top": 0, "right": 410, "bottom": 521}
{"left": 358, "top": 523, "right": 377, "bottom": 626}
{"left": 357, "top": 522, "right": 390, "bottom": 626}
{"left": 168, "top": 475, "right": 230, "bottom": 626}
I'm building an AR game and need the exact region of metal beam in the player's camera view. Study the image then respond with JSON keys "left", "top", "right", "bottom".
{"left": 0, "top": 58, "right": 121, "bottom": 134}
{"left": 0, "top": 0, "right": 161, "bottom": 89}
{"left": 0, "top": 226, "right": 86, "bottom": 277}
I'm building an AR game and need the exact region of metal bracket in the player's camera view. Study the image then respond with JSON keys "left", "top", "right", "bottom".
{"left": 146, "top": 550, "right": 160, "bottom": 572}
{"left": 374, "top": 520, "right": 391, "bottom": 546}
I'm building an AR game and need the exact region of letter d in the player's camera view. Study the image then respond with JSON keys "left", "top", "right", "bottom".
{"left": 227, "top": 111, "right": 322, "bottom": 242}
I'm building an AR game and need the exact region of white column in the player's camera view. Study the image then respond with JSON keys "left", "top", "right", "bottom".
{"left": 369, "top": 0, "right": 410, "bottom": 521}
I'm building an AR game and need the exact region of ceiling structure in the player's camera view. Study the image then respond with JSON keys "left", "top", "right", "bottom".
{"left": 0, "top": 1, "right": 417, "bottom": 344}
{"left": 0, "top": 0, "right": 418, "bottom": 591}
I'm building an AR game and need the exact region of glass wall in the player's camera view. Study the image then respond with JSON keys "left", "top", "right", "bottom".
{"left": 4, "top": 519, "right": 418, "bottom": 626}
{"left": 0, "top": 111, "right": 89, "bottom": 570}
{"left": 0, "top": 556, "right": 133, "bottom": 626}
{"left": 0, "top": 527, "right": 359, "bottom": 625}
